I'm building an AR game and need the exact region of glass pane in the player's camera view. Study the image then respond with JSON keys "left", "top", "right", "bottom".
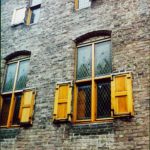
{"left": 79, "top": 0, "right": 91, "bottom": 9}
{"left": 77, "top": 45, "right": 92, "bottom": 80}
{"left": 30, "top": 7, "right": 40, "bottom": 24}
{"left": 77, "top": 84, "right": 91, "bottom": 120}
{"left": 3, "top": 63, "right": 17, "bottom": 92}
{"left": 0, "top": 96, "right": 11, "bottom": 126}
{"left": 97, "top": 80, "right": 111, "bottom": 118}
{"left": 12, "top": 95, "right": 22, "bottom": 125}
{"left": 15, "top": 60, "right": 29, "bottom": 90}
{"left": 95, "top": 41, "right": 111, "bottom": 76}
{"left": 31, "top": 0, "right": 42, "bottom": 6}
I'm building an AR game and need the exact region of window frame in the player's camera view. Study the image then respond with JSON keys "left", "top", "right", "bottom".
{"left": 26, "top": 0, "right": 41, "bottom": 26}
{"left": 0, "top": 57, "right": 30, "bottom": 128}
{"left": 73, "top": 38, "right": 113, "bottom": 124}
{"left": 75, "top": 0, "right": 91, "bottom": 10}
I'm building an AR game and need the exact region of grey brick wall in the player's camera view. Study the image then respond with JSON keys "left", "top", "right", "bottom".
{"left": 1, "top": 0, "right": 150, "bottom": 149}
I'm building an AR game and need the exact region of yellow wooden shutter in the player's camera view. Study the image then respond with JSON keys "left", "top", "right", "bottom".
{"left": 20, "top": 89, "right": 36, "bottom": 125}
{"left": 75, "top": 0, "right": 79, "bottom": 10}
{"left": 26, "top": 8, "right": 32, "bottom": 26}
{"left": 111, "top": 73, "right": 134, "bottom": 117}
{"left": 53, "top": 82, "right": 72, "bottom": 122}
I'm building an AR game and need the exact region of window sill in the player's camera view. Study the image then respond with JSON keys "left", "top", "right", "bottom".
{"left": 75, "top": 6, "right": 91, "bottom": 11}
{"left": 74, "top": 118, "right": 113, "bottom": 124}
{"left": 0, "top": 125, "right": 20, "bottom": 128}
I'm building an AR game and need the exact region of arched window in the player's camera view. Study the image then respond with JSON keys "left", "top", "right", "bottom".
{"left": 73, "top": 31, "right": 112, "bottom": 123}
{"left": 0, "top": 51, "right": 35, "bottom": 128}
{"left": 73, "top": 31, "right": 134, "bottom": 123}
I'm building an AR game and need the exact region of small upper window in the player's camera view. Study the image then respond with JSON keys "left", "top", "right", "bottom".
{"left": 11, "top": 0, "right": 41, "bottom": 26}
{"left": 26, "top": 0, "right": 41, "bottom": 25}
{"left": 75, "top": 0, "right": 91, "bottom": 10}
{"left": 30, "top": 0, "right": 42, "bottom": 6}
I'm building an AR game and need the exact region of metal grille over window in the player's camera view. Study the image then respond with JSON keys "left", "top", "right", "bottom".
{"left": 97, "top": 80, "right": 111, "bottom": 118}
{"left": 0, "top": 96, "right": 11, "bottom": 126}
{"left": 16, "top": 60, "right": 29, "bottom": 90}
{"left": 77, "top": 45, "right": 92, "bottom": 80}
{"left": 95, "top": 41, "right": 111, "bottom": 76}
{"left": 74, "top": 37, "right": 112, "bottom": 123}
{"left": 12, "top": 95, "right": 22, "bottom": 125}
{"left": 77, "top": 84, "right": 91, "bottom": 120}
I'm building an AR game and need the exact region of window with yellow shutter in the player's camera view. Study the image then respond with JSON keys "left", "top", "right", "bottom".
{"left": 73, "top": 36, "right": 134, "bottom": 124}
{"left": 0, "top": 56, "right": 36, "bottom": 128}
{"left": 26, "top": 0, "right": 41, "bottom": 25}
{"left": 11, "top": 0, "right": 41, "bottom": 27}
{"left": 53, "top": 82, "right": 72, "bottom": 122}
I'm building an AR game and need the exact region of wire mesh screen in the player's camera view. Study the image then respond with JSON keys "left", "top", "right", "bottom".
{"left": 95, "top": 41, "right": 111, "bottom": 76}
{"left": 78, "top": 0, "right": 91, "bottom": 9}
{"left": 12, "top": 95, "right": 22, "bottom": 125}
{"left": 97, "top": 80, "right": 111, "bottom": 118}
{"left": 77, "top": 84, "right": 91, "bottom": 120}
{"left": 0, "top": 96, "right": 11, "bottom": 126}
{"left": 77, "top": 45, "right": 92, "bottom": 80}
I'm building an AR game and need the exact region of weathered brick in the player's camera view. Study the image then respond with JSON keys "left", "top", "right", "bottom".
{"left": 1, "top": 0, "right": 150, "bottom": 150}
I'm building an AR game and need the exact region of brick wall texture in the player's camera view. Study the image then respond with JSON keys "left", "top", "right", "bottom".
{"left": 1, "top": 0, "right": 150, "bottom": 150}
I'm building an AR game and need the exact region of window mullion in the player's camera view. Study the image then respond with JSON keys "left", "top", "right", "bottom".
{"left": 91, "top": 43, "right": 96, "bottom": 122}
{"left": 7, "top": 61, "right": 20, "bottom": 127}
{"left": 12, "top": 61, "right": 20, "bottom": 92}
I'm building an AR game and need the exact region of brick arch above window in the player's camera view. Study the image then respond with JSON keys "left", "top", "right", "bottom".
{"left": 74, "top": 30, "right": 111, "bottom": 44}
{"left": 4, "top": 50, "right": 31, "bottom": 62}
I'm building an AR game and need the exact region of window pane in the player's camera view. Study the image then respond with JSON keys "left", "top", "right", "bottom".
{"left": 30, "top": 7, "right": 40, "bottom": 24}
{"left": 77, "top": 45, "right": 92, "bottom": 80}
{"left": 31, "top": 0, "right": 42, "bottom": 6}
{"left": 97, "top": 80, "right": 111, "bottom": 118}
{"left": 79, "top": 0, "right": 91, "bottom": 9}
{"left": 3, "top": 63, "right": 17, "bottom": 92}
{"left": 12, "top": 94, "right": 22, "bottom": 125}
{"left": 0, "top": 96, "right": 11, "bottom": 126}
{"left": 95, "top": 41, "right": 111, "bottom": 76}
{"left": 15, "top": 60, "right": 29, "bottom": 90}
{"left": 77, "top": 84, "right": 91, "bottom": 120}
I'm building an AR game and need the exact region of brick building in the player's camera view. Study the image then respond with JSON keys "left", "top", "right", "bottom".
{"left": 0, "top": 0, "right": 150, "bottom": 149}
